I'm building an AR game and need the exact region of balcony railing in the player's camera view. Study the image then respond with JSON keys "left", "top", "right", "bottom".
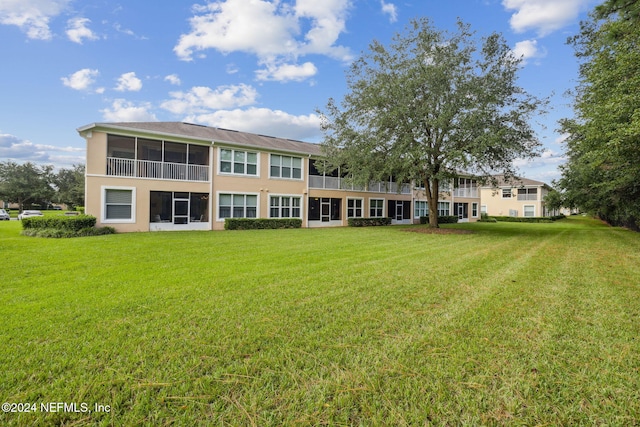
{"left": 309, "top": 175, "right": 411, "bottom": 194}
{"left": 452, "top": 188, "right": 479, "bottom": 198}
{"left": 107, "top": 157, "right": 209, "bottom": 182}
{"left": 517, "top": 194, "right": 538, "bottom": 201}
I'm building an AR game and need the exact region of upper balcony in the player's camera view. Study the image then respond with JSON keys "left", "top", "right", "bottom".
{"left": 107, "top": 157, "right": 209, "bottom": 182}
{"left": 308, "top": 175, "right": 411, "bottom": 194}
{"left": 105, "top": 134, "right": 210, "bottom": 182}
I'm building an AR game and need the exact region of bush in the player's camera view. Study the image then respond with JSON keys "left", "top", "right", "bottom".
{"left": 489, "top": 216, "right": 553, "bottom": 223}
{"left": 348, "top": 217, "right": 392, "bottom": 227}
{"left": 224, "top": 218, "right": 302, "bottom": 230}
{"left": 22, "top": 215, "right": 96, "bottom": 231}
{"left": 20, "top": 215, "right": 115, "bottom": 238}
{"left": 419, "top": 216, "right": 459, "bottom": 224}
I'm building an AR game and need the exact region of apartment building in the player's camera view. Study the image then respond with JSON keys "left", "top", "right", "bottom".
{"left": 78, "top": 122, "right": 481, "bottom": 232}
{"left": 479, "top": 174, "right": 552, "bottom": 218}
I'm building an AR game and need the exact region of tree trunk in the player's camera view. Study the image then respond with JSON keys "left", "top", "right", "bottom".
{"left": 425, "top": 177, "right": 439, "bottom": 228}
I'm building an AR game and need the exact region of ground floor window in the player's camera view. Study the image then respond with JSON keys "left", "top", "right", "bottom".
{"left": 103, "top": 187, "right": 135, "bottom": 222}
{"left": 370, "top": 199, "right": 384, "bottom": 217}
{"left": 270, "top": 196, "right": 301, "bottom": 218}
{"left": 219, "top": 193, "right": 257, "bottom": 219}
{"left": 308, "top": 197, "right": 341, "bottom": 222}
{"left": 150, "top": 191, "right": 209, "bottom": 224}
{"left": 472, "top": 202, "right": 478, "bottom": 218}
{"left": 481, "top": 205, "right": 487, "bottom": 215}
{"left": 414, "top": 200, "right": 428, "bottom": 218}
{"left": 524, "top": 205, "right": 535, "bottom": 217}
{"left": 438, "top": 201, "right": 450, "bottom": 217}
{"left": 347, "top": 198, "right": 363, "bottom": 218}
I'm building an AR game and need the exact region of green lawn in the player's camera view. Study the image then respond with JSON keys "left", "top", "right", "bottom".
{"left": 1, "top": 217, "right": 639, "bottom": 426}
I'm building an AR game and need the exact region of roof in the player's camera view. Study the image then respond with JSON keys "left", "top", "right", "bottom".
{"left": 480, "top": 174, "right": 551, "bottom": 189}
{"left": 77, "top": 122, "right": 324, "bottom": 157}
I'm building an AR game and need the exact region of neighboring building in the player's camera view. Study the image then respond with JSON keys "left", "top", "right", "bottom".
{"left": 480, "top": 175, "right": 554, "bottom": 218}
{"left": 78, "top": 122, "right": 422, "bottom": 232}
{"left": 413, "top": 177, "right": 481, "bottom": 223}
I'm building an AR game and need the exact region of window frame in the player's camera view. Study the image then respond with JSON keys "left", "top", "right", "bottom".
{"left": 101, "top": 186, "right": 136, "bottom": 224}
{"left": 502, "top": 188, "right": 512, "bottom": 199}
{"left": 437, "top": 201, "right": 450, "bottom": 217}
{"left": 414, "top": 200, "right": 428, "bottom": 218}
{"left": 523, "top": 205, "right": 536, "bottom": 217}
{"left": 218, "top": 148, "right": 259, "bottom": 177}
{"left": 347, "top": 198, "right": 364, "bottom": 218}
{"left": 217, "top": 192, "right": 259, "bottom": 221}
{"left": 269, "top": 195, "right": 302, "bottom": 218}
{"left": 269, "top": 154, "right": 303, "bottom": 180}
{"left": 369, "top": 198, "right": 385, "bottom": 218}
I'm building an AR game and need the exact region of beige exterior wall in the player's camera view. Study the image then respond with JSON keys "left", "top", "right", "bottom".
{"left": 480, "top": 187, "right": 547, "bottom": 217}
{"left": 82, "top": 128, "right": 415, "bottom": 232}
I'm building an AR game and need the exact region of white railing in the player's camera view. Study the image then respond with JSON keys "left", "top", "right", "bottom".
{"left": 309, "top": 175, "right": 410, "bottom": 194}
{"left": 453, "top": 188, "right": 479, "bottom": 198}
{"left": 517, "top": 194, "right": 538, "bottom": 201}
{"left": 107, "top": 157, "right": 209, "bottom": 182}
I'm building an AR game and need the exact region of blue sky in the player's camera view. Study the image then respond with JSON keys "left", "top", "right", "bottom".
{"left": 0, "top": 0, "right": 598, "bottom": 183}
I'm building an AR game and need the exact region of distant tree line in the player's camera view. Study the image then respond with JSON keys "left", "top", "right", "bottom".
{"left": 0, "top": 161, "right": 85, "bottom": 211}
{"left": 558, "top": 0, "right": 640, "bottom": 230}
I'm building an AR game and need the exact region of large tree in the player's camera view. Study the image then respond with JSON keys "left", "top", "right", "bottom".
{"left": 53, "top": 164, "right": 85, "bottom": 209}
{"left": 0, "top": 161, "right": 55, "bottom": 211}
{"left": 558, "top": 0, "right": 640, "bottom": 229}
{"left": 319, "top": 18, "right": 546, "bottom": 227}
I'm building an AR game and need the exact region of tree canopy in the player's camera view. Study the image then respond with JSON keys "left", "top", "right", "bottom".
{"left": 558, "top": 0, "right": 640, "bottom": 230}
{"left": 319, "top": 18, "right": 546, "bottom": 227}
{"left": 0, "top": 161, "right": 85, "bottom": 211}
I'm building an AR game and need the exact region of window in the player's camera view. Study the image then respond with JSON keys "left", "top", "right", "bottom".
{"left": 502, "top": 188, "right": 512, "bottom": 198}
{"left": 270, "top": 154, "right": 302, "bottom": 179}
{"left": 438, "top": 202, "right": 450, "bottom": 217}
{"left": 370, "top": 199, "right": 384, "bottom": 217}
{"left": 524, "top": 205, "right": 535, "bottom": 217}
{"left": 414, "top": 200, "right": 428, "bottom": 218}
{"left": 347, "top": 198, "right": 363, "bottom": 218}
{"left": 270, "top": 196, "right": 301, "bottom": 218}
{"left": 218, "top": 194, "right": 257, "bottom": 219}
{"left": 518, "top": 188, "right": 538, "bottom": 201}
{"left": 149, "top": 192, "right": 209, "bottom": 223}
{"left": 103, "top": 188, "right": 134, "bottom": 222}
{"left": 481, "top": 205, "right": 487, "bottom": 214}
{"left": 219, "top": 148, "right": 258, "bottom": 176}
{"left": 472, "top": 202, "right": 478, "bottom": 218}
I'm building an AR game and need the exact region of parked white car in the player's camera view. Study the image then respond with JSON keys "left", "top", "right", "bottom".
{"left": 0, "top": 209, "right": 10, "bottom": 220}
{"left": 18, "top": 210, "right": 44, "bottom": 220}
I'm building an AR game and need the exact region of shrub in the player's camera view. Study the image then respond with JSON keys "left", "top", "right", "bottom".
{"left": 489, "top": 216, "right": 553, "bottom": 223}
{"left": 348, "top": 217, "right": 392, "bottom": 227}
{"left": 224, "top": 218, "right": 302, "bottom": 230}
{"left": 22, "top": 215, "right": 96, "bottom": 231}
{"left": 20, "top": 215, "right": 114, "bottom": 238}
{"left": 419, "top": 216, "right": 459, "bottom": 224}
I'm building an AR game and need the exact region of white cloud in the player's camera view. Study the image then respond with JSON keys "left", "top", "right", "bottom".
{"left": 0, "top": 0, "right": 70, "bottom": 40}
{"left": 66, "top": 17, "right": 98, "bottom": 44}
{"left": 61, "top": 68, "right": 100, "bottom": 91}
{"left": 160, "top": 84, "right": 258, "bottom": 115}
{"left": 511, "top": 39, "right": 547, "bottom": 65}
{"left": 115, "top": 72, "right": 142, "bottom": 92}
{"left": 380, "top": 0, "right": 398, "bottom": 23}
{"left": 164, "top": 74, "right": 182, "bottom": 86}
{"left": 514, "top": 148, "right": 566, "bottom": 168}
{"left": 187, "top": 107, "right": 322, "bottom": 141}
{"left": 255, "top": 61, "right": 318, "bottom": 82}
{"left": 502, "top": 0, "right": 591, "bottom": 36}
{"left": 0, "top": 132, "right": 84, "bottom": 165}
{"left": 174, "top": 0, "right": 352, "bottom": 75}
{"left": 101, "top": 99, "right": 157, "bottom": 122}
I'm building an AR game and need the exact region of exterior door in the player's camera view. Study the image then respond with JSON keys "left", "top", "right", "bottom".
{"left": 321, "top": 198, "right": 331, "bottom": 222}
{"left": 395, "top": 202, "right": 403, "bottom": 221}
{"left": 457, "top": 203, "right": 464, "bottom": 220}
{"left": 173, "top": 197, "right": 189, "bottom": 224}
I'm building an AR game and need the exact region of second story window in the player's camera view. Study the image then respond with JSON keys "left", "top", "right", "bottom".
{"left": 219, "top": 148, "right": 258, "bottom": 176}
{"left": 270, "top": 154, "right": 302, "bottom": 179}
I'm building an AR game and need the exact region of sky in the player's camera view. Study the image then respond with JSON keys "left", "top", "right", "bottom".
{"left": 0, "top": 0, "right": 600, "bottom": 183}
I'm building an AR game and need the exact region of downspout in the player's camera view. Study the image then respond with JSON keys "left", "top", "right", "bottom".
{"left": 210, "top": 141, "right": 215, "bottom": 230}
